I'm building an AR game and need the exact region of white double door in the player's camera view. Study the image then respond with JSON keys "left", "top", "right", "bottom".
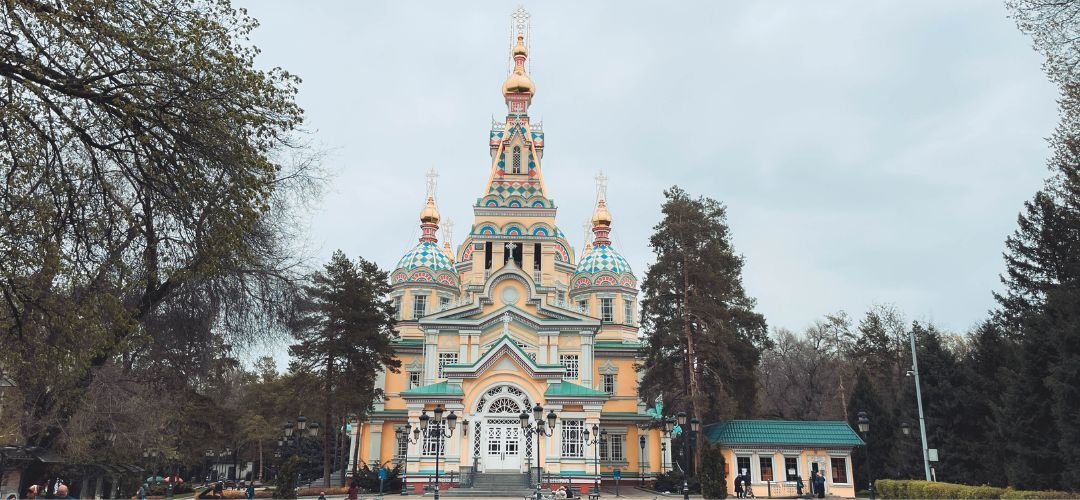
{"left": 484, "top": 418, "right": 523, "bottom": 471}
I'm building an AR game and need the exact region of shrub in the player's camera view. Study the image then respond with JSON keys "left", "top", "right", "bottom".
{"left": 652, "top": 471, "right": 700, "bottom": 494}
{"left": 273, "top": 456, "right": 304, "bottom": 499}
{"left": 873, "top": 479, "right": 1072, "bottom": 499}
{"left": 294, "top": 487, "right": 348, "bottom": 497}
{"left": 699, "top": 443, "right": 727, "bottom": 499}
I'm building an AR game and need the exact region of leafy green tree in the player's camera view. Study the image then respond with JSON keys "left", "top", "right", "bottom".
{"left": 288, "top": 251, "right": 400, "bottom": 486}
{"left": 0, "top": 0, "right": 316, "bottom": 451}
{"left": 639, "top": 186, "right": 769, "bottom": 428}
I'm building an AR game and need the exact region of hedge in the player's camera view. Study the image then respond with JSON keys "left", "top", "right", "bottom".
{"left": 875, "top": 479, "right": 1072, "bottom": 499}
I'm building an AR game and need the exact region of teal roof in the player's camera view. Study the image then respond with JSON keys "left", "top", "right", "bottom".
{"left": 704, "top": 420, "right": 864, "bottom": 447}
{"left": 395, "top": 240, "right": 457, "bottom": 274}
{"left": 400, "top": 381, "right": 463, "bottom": 396}
{"left": 545, "top": 381, "right": 608, "bottom": 397}
{"left": 595, "top": 341, "right": 642, "bottom": 349}
{"left": 575, "top": 243, "right": 633, "bottom": 275}
{"left": 393, "top": 339, "right": 423, "bottom": 346}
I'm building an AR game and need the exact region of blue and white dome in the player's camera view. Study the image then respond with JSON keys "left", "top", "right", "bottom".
{"left": 396, "top": 240, "right": 456, "bottom": 272}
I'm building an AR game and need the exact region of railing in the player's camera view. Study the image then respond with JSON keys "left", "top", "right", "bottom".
{"left": 749, "top": 480, "right": 805, "bottom": 498}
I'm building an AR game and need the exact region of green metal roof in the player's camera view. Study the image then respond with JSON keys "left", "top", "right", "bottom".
{"left": 400, "top": 381, "right": 463, "bottom": 396}
{"left": 393, "top": 338, "right": 423, "bottom": 346}
{"left": 594, "top": 341, "right": 643, "bottom": 349}
{"left": 545, "top": 381, "right": 608, "bottom": 397}
{"left": 704, "top": 420, "right": 864, "bottom": 447}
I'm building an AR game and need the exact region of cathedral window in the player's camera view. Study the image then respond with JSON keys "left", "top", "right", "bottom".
{"left": 557, "top": 290, "right": 566, "bottom": 306}
{"left": 534, "top": 243, "right": 542, "bottom": 270}
{"left": 577, "top": 298, "right": 589, "bottom": 314}
{"left": 561, "top": 420, "right": 584, "bottom": 458}
{"left": 512, "top": 146, "right": 522, "bottom": 174}
{"left": 560, "top": 354, "right": 579, "bottom": 380}
{"left": 423, "top": 421, "right": 446, "bottom": 456}
{"left": 439, "top": 296, "right": 451, "bottom": 310}
{"left": 397, "top": 433, "right": 409, "bottom": 462}
{"left": 607, "top": 434, "right": 625, "bottom": 462}
{"left": 438, "top": 352, "right": 458, "bottom": 378}
{"left": 623, "top": 299, "right": 634, "bottom": 325}
{"left": 602, "top": 374, "right": 615, "bottom": 394}
{"left": 485, "top": 242, "right": 493, "bottom": 269}
{"left": 392, "top": 296, "right": 402, "bottom": 320}
{"left": 408, "top": 372, "right": 421, "bottom": 389}
{"left": 413, "top": 295, "right": 427, "bottom": 319}
{"left": 600, "top": 298, "right": 614, "bottom": 323}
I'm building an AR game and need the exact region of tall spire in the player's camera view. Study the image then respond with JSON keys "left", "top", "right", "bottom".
{"left": 590, "top": 171, "right": 613, "bottom": 246}
{"left": 502, "top": 7, "right": 535, "bottom": 114}
{"left": 419, "top": 168, "right": 440, "bottom": 243}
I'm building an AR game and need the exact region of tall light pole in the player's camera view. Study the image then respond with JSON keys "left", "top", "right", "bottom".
{"left": 661, "top": 417, "right": 674, "bottom": 475}
{"left": 418, "top": 405, "right": 458, "bottom": 500}
{"left": 281, "top": 413, "right": 320, "bottom": 488}
{"left": 857, "top": 411, "right": 873, "bottom": 500}
{"left": 396, "top": 424, "right": 420, "bottom": 495}
{"left": 520, "top": 403, "right": 557, "bottom": 500}
{"left": 907, "top": 330, "right": 932, "bottom": 481}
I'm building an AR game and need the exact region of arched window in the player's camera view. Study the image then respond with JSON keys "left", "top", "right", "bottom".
{"left": 512, "top": 146, "right": 522, "bottom": 174}
{"left": 488, "top": 398, "right": 522, "bottom": 414}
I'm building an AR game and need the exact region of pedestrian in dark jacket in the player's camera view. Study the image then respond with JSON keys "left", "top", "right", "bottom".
{"left": 813, "top": 471, "right": 826, "bottom": 498}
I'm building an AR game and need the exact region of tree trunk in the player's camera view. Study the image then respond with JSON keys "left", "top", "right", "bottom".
{"left": 258, "top": 440, "right": 263, "bottom": 481}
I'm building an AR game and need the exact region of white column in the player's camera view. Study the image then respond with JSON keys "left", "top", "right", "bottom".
{"left": 538, "top": 331, "right": 558, "bottom": 364}
{"left": 347, "top": 422, "right": 362, "bottom": 473}
{"left": 424, "top": 330, "right": 438, "bottom": 385}
{"left": 580, "top": 331, "right": 595, "bottom": 388}
{"left": 459, "top": 332, "right": 469, "bottom": 361}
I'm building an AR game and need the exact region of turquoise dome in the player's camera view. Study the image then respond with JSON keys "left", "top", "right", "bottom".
{"left": 575, "top": 244, "right": 632, "bottom": 275}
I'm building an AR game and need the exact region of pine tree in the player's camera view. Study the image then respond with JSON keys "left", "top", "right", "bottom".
{"left": 288, "top": 250, "right": 401, "bottom": 487}
{"left": 640, "top": 187, "right": 769, "bottom": 424}
{"left": 847, "top": 370, "right": 892, "bottom": 493}
{"left": 995, "top": 83, "right": 1080, "bottom": 490}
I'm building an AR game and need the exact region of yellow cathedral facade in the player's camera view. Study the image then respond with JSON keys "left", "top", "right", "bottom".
{"left": 355, "top": 8, "right": 665, "bottom": 494}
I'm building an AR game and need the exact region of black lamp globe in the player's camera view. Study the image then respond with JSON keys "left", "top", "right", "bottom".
{"left": 520, "top": 411, "right": 530, "bottom": 429}
{"left": 546, "top": 409, "right": 558, "bottom": 430}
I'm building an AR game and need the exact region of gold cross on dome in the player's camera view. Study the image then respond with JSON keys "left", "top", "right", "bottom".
{"left": 594, "top": 170, "right": 608, "bottom": 201}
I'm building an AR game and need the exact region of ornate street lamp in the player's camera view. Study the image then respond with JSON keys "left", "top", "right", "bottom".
{"left": 279, "top": 413, "right": 319, "bottom": 487}
{"left": 396, "top": 424, "right": 420, "bottom": 495}
{"left": 520, "top": 403, "right": 557, "bottom": 500}
{"left": 583, "top": 424, "right": 606, "bottom": 495}
{"left": 418, "top": 405, "right": 457, "bottom": 500}
{"left": 858, "top": 411, "right": 873, "bottom": 500}
{"left": 639, "top": 435, "right": 647, "bottom": 486}
{"left": 661, "top": 417, "right": 675, "bottom": 475}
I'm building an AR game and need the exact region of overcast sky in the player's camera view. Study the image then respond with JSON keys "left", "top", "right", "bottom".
{"left": 234, "top": 1, "right": 1058, "bottom": 356}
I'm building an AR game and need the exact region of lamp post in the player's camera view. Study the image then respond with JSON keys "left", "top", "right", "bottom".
{"left": 143, "top": 448, "right": 159, "bottom": 486}
{"left": 907, "top": 329, "right": 932, "bottom": 481}
{"left": 689, "top": 417, "right": 701, "bottom": 477}
{"left": 418, "top": 405, "right": 458, "bottom": 500}
{"left": 396, "top": 424, "right": 420, "bottom": 495}
{"left": 519, "top": 403, "right": 557, "bottom": 500}
{"left": 205, "top": 450, "right": 215, "bottom": 484}
{"left": 280, "top": 413, "right": 320, "bottom": 488}
{"left": 857, "top": 411, "right": 873, "bottom": 500}
{"left": 639, "top": 436, "right": 646, "bottom": 487}
{"left": 661, "top": 417, "right": 674, "bottom": 475}
{"left": 583, "top": 424, "right": 606, "bottom": 496}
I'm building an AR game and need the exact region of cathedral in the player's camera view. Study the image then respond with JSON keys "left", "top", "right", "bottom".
{"left": 354, "top": 9, "right": 863, "bottom": 498}
{"left": 354, "top": 8, "right": 660, "bottom": 494}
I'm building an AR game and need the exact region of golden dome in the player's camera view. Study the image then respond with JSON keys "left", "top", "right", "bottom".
{"left": 512, "top": 34, "right": 528, "bottom": 57}
{"left": 419, "top": 195, "right": 440, "bottom": 224}
{"left": 591, "top": 198, "right": 612, "bottom": 226}
{"left": 502, "top": 34, "right": 535, "bottom": 95}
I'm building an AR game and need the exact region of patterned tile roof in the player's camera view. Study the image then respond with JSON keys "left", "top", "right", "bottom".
{"left": 575, "top": 244, "right": 633, "bottom": 274}
{"left": 703, "top": 420, "right": 864, "bottom": 447}
{"left": 394, "top": 240, "right": 457, "bottom": 274}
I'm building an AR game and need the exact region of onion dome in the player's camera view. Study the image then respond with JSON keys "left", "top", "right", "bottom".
{"left": 572, "top": 192, "right": 636, "bottom": 291}
{"left": 502, "top": 35, "right": 535, "bottom": 96}
{"left": 391, "top": 191, "right": 459, "bottom": 289}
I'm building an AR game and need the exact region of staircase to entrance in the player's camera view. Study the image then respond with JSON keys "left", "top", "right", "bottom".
{"left": 443, "top": 471, "right": 532, "bottom": 497}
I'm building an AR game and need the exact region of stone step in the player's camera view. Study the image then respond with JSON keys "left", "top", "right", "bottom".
{"left": 440, "top": 488, "right": 535, "bottom": 497}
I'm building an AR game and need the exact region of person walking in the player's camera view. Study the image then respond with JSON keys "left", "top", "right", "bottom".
{"left": 734, "top": 472, "right": 745, "bottom": 499}
{"left": 246, "top": 482, "right": 255, "bottom": 500}
{"left": 137, "top": 483, "right": 148, "bottom": 500}
{"left": 813, "top": 471, "right": 826, "bottom": 499}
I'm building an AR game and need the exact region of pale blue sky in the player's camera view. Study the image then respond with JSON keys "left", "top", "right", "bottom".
{"left": 235, "top": 1, "right": 1057, "bottom": 359}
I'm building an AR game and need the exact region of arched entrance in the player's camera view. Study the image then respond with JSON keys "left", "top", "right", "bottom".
{"left": 473, "top": 384, "right": 532, "bottom": 472}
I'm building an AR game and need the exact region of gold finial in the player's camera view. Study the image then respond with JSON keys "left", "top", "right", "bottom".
{"left": 420, "top": 168, "right": 441, "bottom": 224}
{"left": 502, "top": 7, "right": 535, "bottom": 97}
{"left": 591, "top": 171, "right": 612, "bottom": 226}
{"left": 512, "top": 34, "right": 528, "bottom": 57}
